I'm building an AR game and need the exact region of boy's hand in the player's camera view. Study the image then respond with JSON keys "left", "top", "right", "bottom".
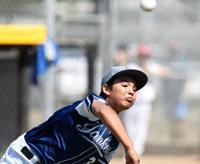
{"left": 125, "top": 148, "right": 140, "bottom": 164}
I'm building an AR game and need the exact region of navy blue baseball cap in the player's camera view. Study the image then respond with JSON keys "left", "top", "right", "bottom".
{"left": 101, "top": 66, "right": 148, "bottom": 91}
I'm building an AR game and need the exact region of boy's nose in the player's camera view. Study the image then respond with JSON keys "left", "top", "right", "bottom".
{"left": 128, "top": 88, "right": 134, "bottom": 95}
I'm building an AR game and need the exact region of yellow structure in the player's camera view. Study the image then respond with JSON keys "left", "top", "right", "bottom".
{"left": 0, "top": 24, "right": 47, "bottom": 45}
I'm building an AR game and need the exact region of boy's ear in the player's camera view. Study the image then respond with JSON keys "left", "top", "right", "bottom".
{"left": 102, "top": 84, "right": 111, "bottom": 96}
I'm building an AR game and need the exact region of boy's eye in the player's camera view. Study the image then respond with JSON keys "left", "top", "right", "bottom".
{"left": 121, "top": 81, "right": 137, "bottom": 91}
{"left": 121, "top": 82, "right": 129, "bottom": 87}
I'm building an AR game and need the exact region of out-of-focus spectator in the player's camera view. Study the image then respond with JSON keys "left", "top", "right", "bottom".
{"left": 113, "top": 44, "right": 130, "bottom": 66}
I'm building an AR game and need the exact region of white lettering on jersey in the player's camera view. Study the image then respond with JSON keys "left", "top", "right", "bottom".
{"left": 76, "top": 123, "right": 112, "bottom": 154}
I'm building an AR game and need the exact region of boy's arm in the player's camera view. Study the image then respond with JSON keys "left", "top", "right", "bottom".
{"left": 92, "top": 101, "right": 140, "bottom": 164}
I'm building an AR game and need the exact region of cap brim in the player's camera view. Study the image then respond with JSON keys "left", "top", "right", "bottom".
{"left": 107, "top": 69, "right": 148, "bottom": 91}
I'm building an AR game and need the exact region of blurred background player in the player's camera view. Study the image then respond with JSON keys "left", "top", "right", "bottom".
{"left": 114, "top": 44, "right": 130, "bottom": 66}
{"left": 121, "top": 44, "right": 157, "bottom": 155}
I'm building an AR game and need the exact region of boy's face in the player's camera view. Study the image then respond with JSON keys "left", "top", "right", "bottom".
{"left": 104, "top": 76, "right": 137, "bottom": 113}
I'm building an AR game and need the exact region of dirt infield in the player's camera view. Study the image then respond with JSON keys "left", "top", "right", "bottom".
{"left": 110, "top": 154, "right": 200, "bottom": 164}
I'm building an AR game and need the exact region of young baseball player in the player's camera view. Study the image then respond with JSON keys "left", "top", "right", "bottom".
{"left": 1, "top": 65, "right": 148, "bottom": 164}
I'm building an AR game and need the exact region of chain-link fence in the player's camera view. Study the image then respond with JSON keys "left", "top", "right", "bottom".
{"left": 0, "top": 0, "right": 199, "bottom": 156}
{"left": 110, "top": 0, "right": 200, "bottom": 154}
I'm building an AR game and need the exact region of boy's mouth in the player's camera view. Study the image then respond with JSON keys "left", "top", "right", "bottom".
{"left": 126, "top": 97, "right": 134, "bottom": 103}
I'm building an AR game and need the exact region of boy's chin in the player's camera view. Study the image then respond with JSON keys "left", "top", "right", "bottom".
{"left": 118, "top": 103, "right": 133, "bottom": 112}
{"left": 125, "top": 103, "right": 134, "bottom": 109}
{"left": 124, "top": 107, "right": 131, "bottom": 111}
{"left": 122, "top": 105, "right": 132, "bottom": 111}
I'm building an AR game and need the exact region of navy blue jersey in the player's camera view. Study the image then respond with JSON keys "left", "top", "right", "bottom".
{"left": 25, "top": 94, "right": 119, "bottom": 163}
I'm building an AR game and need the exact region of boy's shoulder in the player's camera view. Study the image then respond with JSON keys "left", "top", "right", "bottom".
{"left": 87, "top": 93, "right": 106, "bottom": 103}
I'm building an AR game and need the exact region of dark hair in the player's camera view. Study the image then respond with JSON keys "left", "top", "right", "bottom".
{"left": 99, "top": 91, "right": 106, "bottom": 98}
{"left": 99, "top": 80, "right": 114, "bottom": 98}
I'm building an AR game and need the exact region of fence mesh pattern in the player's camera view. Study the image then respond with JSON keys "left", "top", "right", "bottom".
{"left": 112, "top": 0, "right": 200, "bottom": 154}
